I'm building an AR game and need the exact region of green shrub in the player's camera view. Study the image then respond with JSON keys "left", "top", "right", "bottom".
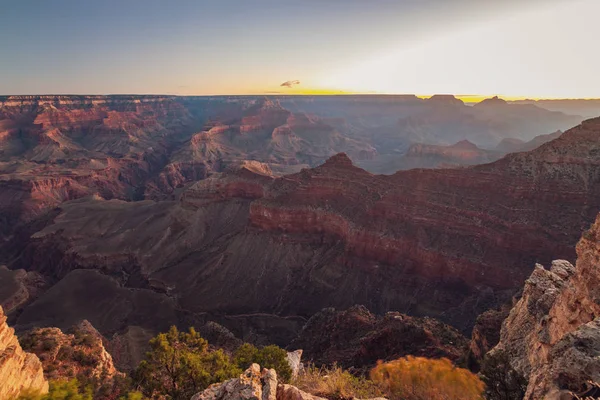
{"left": 17, "top": 379, "right": 93, "bottom": 400}
{"left": 56, "top": 345, "right": 74, "bottom": 361}
{"left": 480, "top": 350, "right": 527, "bottom": 400}
{"left": 73, "top": 350, "right": 98, "bottom": 367}
{"left": 233, "top": 343, "right": 292, "bottom": 382}
{"left": 42, "top": 338, "right": 58, "bottom": 352}
{"left": 132, "top": 326, "right": 241, "bottom": 400}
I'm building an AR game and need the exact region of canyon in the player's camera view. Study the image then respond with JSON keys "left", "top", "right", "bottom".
{"left": 0, "top": 95, "right": 597, "bottom": 386}
{"left": 0, "top": 94, "right": 582, "bottom": 229}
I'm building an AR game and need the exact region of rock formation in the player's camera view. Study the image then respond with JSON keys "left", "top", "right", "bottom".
{"left": 488, "top": 213, "right": 600, "bottom": 399}
{"left": 290, "top": 306, "right": 467, "bottom": 370}
{"left": 191, "top": 364, "right": 280, "bottom": 400}
{"left": 191, "top": 363, "right": 383, "bottom": 400}
{"left": 0, "top": 266, "right": 46, "bottom": 315}
{"left": 286, "top": 350, "right": 303, "bottom": 379}
{"left": 0, "top": 305, "right": 48, "bottom": 399}
{"left": 467, "top": 305, "right": 511, "bottom": 370}
{"left": 19, "top": 320, "right": 123, "bottom": 383}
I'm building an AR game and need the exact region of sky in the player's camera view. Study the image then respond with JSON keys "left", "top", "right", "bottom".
{"left": 0, "top": 0, "right": 598, "bottom": 98}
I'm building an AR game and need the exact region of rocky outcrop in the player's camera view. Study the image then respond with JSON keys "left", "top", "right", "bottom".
{"left": 276, "top": 385, "right": 326, "bottom": 400}
{"left": 0, "top": 266, "right": 46, "bottom": 315}
{"left": 191, "top": 363, "right": 386, "bottom": 400}
{"left": 191, "top": 364, "right": 281, "bottom": 400}
{"left": 467, "top": 305, "right": 511, "bottom": 370}
{"left": 191, "top": 364, "right": 331, "bottom": 400}
{"left": 0, "top": 305, "right": 48, "bottom": 399}
{"left": 488, "top": 213, "right": 600, "bottom": 399}
{"left": 286, "top": 350, "right": 303, "bottom": 379}
{"left": 20, "top": 320, "right": 122, "bottom": 382}
{"left": 290, "top": 306, "right": 468, "bottom": 370}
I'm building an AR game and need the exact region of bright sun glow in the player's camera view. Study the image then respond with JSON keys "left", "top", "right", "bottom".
{"left": 317, "top": 0, "right": 600, "bottom": 99}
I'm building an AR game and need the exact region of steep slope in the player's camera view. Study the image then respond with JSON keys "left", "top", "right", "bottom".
{"left": 289, "top": 305, "right": 468, "bottom": 370}
{"left": 487, "top": 212, "right": 600, "bottom": 399}
{"left": 0, "top": 305, "right": 48, "bottom": 399}
{"left": 0, "top": 266, "right": 46, "bottom": 315}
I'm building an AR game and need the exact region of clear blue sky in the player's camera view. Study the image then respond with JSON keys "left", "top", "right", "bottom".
{"left": 1, "top": 0, "right": 598, "bottom": 97}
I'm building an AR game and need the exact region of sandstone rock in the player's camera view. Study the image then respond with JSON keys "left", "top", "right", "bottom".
{"left": 286, "top": 350, "right": 303, "bottom": 379}
{"left": 467, "top": 305, "right": 511, "bottom": 370}
{"left": 262, "top": 368, "right": 278, "bottom": 400}
{"left": 0, "top": 305, "right": 48, "bottom": 399}
{"left": 191, "top": 364, "right": 274, "bottom": 400}
{"left": 190, "top": 364, "right": 336, "bottom": 400}
{"left": 488, "top": 214, "right": 600, "bottom": 399}
{"left": 276, "top": 384, "right": 326, "bottom": 400}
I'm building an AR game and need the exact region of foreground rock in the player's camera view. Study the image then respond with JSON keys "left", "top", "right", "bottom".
{"left": 487, "top": 214, "right": 600, "bottom": 399}
{"left": 192, "top": 363, "right": 383, "bottom": 400}
{"left": 191, "top": 364, "right": 302, "bottom": 400}
{"left": 0, "top": 305, "right": 48, "bottom": 399}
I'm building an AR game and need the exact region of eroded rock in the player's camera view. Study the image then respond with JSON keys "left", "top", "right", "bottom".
{"left": 0, "top": 305, "right": 48, "bottom": 399}
{"left": 488, "top": 214, "right": 600, "bottom": 399}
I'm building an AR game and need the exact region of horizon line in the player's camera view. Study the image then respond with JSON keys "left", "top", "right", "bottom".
{"left": 2, "top": 93, "right": 600, "bottom": 101}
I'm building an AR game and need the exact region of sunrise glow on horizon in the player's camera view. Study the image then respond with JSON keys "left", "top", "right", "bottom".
{"left": 1, "top": 0, "right": 598, "bottom": 99}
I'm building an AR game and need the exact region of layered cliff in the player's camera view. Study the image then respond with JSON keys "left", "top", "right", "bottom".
{"left": 0, "top": 94, "right": 582, "bottom": 229}
{"left": 0, "top": 305, "right": 48, "bottom": 399}
{"left": 488, "top": 213, "right": 600, "bottom": 399}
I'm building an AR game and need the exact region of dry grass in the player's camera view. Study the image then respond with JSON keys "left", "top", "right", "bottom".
{"left": 292, "top": 364, "right": 382, "bottom": 400}
{"left": 370, "top": 356, "right": 485, "bottom": 400}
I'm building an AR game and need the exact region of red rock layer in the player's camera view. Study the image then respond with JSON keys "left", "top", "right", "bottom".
{"left": 184, "top": 118, "right": 600, "bottom": 317}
